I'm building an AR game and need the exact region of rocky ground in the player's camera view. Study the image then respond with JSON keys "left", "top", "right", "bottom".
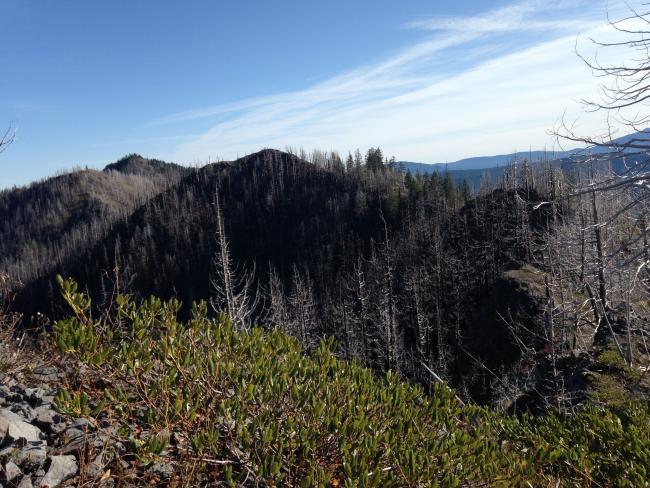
{"left": 0, "top": 363, "right": 116, "bottom": 488}
{"left": 0, "top": 357, "right": 178, "bottom": 488}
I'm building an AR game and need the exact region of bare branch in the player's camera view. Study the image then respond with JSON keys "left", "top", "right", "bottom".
{"left": 0, "top": 125, "right": 15, "bottom": 154}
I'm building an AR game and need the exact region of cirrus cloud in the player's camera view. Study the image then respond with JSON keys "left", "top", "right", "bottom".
{"left": 155, "top": 0, "right": 641, "bottom": 164}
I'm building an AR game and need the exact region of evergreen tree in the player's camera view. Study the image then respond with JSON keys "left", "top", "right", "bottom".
{"left": 365, "top": 147, "right": 384, "bottom": 172}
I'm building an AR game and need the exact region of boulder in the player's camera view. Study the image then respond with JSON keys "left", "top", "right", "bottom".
{"left": 3, "top": 460, "right": 22, "bottom": 481}
{"left": 0, "top": 408, "right": 43, "bottom": 443}
{"left": 12, "top": 441, "right": 47, "bottom": 470}
{"left": 18, "top": 475, "right": 34, "bottom": 488}
{"left": 33, "top": 406, "right": 63, "bottom": 433}
{"left": 38, "top": 455, "right": 77, "bottom": 487}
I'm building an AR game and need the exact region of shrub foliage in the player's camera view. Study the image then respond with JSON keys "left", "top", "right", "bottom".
{"left": 53, "top": 277, "right": 649, "bottom": 486}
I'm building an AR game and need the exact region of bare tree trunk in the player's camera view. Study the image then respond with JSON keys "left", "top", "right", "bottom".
{"left": 378, "top": 213, "right": 398, "bottom": 372}
{"left": 544, "top": 275, "right": 561, "bottom": 408}
{"left": 210, "top": 188, "right": 260, "bottom": 330}
{"left": 353, "top": 258, "right": 371, "bottom": 363}
{"left": 590, "top": 185, "right": 608, "bottom": 313}
{"left": 288, "top": 265, "right": 317, "bottom": 348}
{"left": 268, "top": 264, "right": 287, "bottom": 328}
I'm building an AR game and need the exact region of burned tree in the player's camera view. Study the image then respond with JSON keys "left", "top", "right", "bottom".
{"left": 210, "top": 189, "right": 260, "bottom": 330}
{"left": 542, "top": 4, "right": 650, "bottom": 367}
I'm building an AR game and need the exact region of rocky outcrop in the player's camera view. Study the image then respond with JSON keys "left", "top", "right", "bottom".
{"left": 39, "top": 455, "right": 77, "bottom": 488}
{"left": 465, "top": 263, "right": 594, "bottom": 412}
{"left": 0, "top": 368, "right": 120, "bottom": 488}
{"left": 465, "top": 264, "right": 547, "bottom": 366}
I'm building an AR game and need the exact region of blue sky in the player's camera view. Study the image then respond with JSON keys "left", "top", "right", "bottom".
{"left": 0, "top": 0, "right": 639, "bottom": 188}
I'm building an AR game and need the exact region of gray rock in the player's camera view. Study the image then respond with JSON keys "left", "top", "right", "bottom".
{"left": 31, "top": 367, "right": 60, "bottom": 383}
{"left": 24, "top": 388, "right": 45, "bottom": 406}
{"left": 92, "top": 433, "right": 111, "bottom": 450}
{"left": 60, "top": 426, "right": 91, "bottom": 455}
{"left": 60, "top": 439, "right": 86, "bottom": 456}
{"left": 9, "top": 403, "right": 36, "bottom": 422}
{"left": 4, "top": 389, "right": 23, "bottom": 404}
{"left": 63, "top": 427, "right": 84, "bottom": 441}
{"left": 63, "top": 434, "right": 99, "bottom": 457}
{"left": 39, "top": 396, "right": 55, "bottom": 407}
{"left": 69, "top": 418, "right": 94, "bottom": 431}
{"left": 150, "top": 461, "right": 175, "bottom": 480}
{"left": 18, "top": 475, "right": 34, "bottom": 488}
{"left": 49, "top": 422, "right": 67, "bottom": 435}
{"left": 4, "top": 459, "right": 22, "bottom": 481}
{"left": 111, "top": 441, "right": 126, "bottom": 455}
{"left": 38, "top": 455, "right": 77, "bottom": 488}
{"left": 0, "top": 408, "right": 43, "bottom": 443}
{"left": 33, "top": 407, "right": 63, "bottom": 432}
{"left": 86, "top": 453, "right": 105, "bottom": 479}
{"left": 12, "top": 441, "right": 47, "bottom": 470}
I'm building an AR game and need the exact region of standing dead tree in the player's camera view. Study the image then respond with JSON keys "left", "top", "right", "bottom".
{"left": 0, "top": 273, "right": 20, "bottom": 330}
{"left": 267, "top": 264, "right": 288, "bottom": 328}
{"left": 287, "top": 265, "right": 317, "bottom": 348}
{"left": 556, "top": 3, "right": 650, "bottom": 150}
{"left": 542, "top": 4, "right": 650, "bottom": 367}
{"left": 351, "top": 257, "right": 372, "bottom": 364}
{"left": 376, "top": 212, "right": 399, "bottom": 372}
{"left": 210, "top": 189, "right": 261, "bottom": 330}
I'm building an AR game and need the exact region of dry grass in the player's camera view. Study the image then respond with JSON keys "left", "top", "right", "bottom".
{"left": 0, "top": 272, "right": 27, "bottom": 375}
{"left": 0, "top": 273, "right": 56, "bottom": 379}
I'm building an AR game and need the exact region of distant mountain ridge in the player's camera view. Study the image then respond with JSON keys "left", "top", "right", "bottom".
{"left": 401, "top": 150, "right": 574, "bottom": 173}
{"left": 400, "top": 129, "right": 650, "bottom": 174}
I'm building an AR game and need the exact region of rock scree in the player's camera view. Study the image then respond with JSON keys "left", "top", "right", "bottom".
{"left": 0, "top": 366, "right": 119, "bottom": 488}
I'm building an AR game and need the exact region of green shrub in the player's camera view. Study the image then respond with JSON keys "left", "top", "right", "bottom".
{"left": 53, "top": 277, "right": 650, "bottom": 486}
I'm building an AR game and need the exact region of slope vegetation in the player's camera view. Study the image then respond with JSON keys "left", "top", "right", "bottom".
{"left": 48, "top": 279, "right": 650, "bottom": 486}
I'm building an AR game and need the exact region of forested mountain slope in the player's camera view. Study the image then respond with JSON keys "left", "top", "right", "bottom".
{"left": 0, "top": 155, "right": 189, "bottom": 291}
{"left": 103, "top": 153, "right": 188, "bottom": 177}
{"left": 13, "top": 149, "right": 424, "bottom": 322}
{"left": 4, "top": 149, "right": 546, "bottom": 405}
{"left": 3, "top": 148, "right": 649, "bottom": 412}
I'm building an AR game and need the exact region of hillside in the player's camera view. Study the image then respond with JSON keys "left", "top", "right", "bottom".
{"left": 0, "top": 146, "right": 648, "bottom": 486}
{"left": 2, "top": 282, "right": 646, "bottom": 486}
{"left": 7, "top": 149, "right": 558, "bottom": 406}
{"left": 0, "top": 156, "right": 190, "bottom": 292}
{"left": 2, "top": 147, "right": 646, "bottom": 416}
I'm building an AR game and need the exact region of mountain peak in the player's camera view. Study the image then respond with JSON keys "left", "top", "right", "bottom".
{"left": 103, "top": 154, "right": 187, "bottom": 177}
{"left": 238, "top": 148, "right": 302, "bottom": 163}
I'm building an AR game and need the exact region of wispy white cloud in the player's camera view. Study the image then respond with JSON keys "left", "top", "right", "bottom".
{"left": 155, "top": 0, "right": 642, "bottom": 164}
{"left": 152, "top": 33, "right": 472, "bottom": 127}
{"left": 405, "top": 0, "right": 595, "bottom": 33}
